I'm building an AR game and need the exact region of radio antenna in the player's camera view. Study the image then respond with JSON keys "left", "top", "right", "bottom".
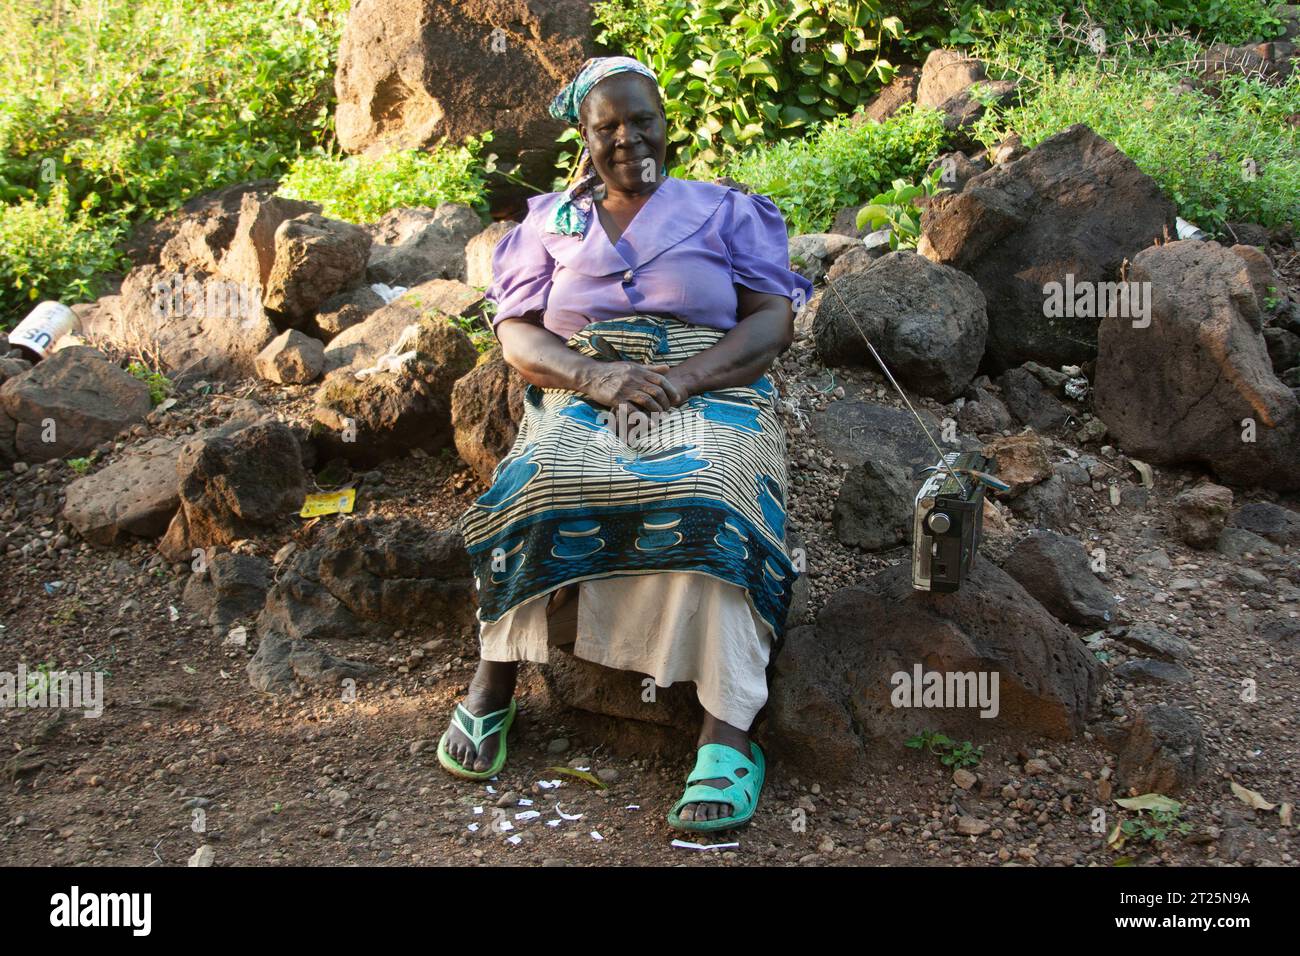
{"left": 821, "top": 272, "right": 966, "bottom": 491}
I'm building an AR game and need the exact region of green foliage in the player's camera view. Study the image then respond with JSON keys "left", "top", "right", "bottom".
{"left": 855, "top": 165, "right": 950, "bottom": 248}
{"left": 593, "top": 0, "right": 953, "bottom": 177}
{"left": 1109, "top": 794, "right": 1193, "bottom": 852}
{"left": 939, "top": 0, "right": 1283, "bottom": 50}
{"left": 970, "top": 58, "right": 1300, "bottom": 232}
{"left": 905, "top": 730, "right": 984, "bottom": 768}
{"left": 126, "top": 361, "right": 172, "bottom": 406}
{"left": 67, "top": 457, "right": 93, "bottom": 476}
{"left": 0, "top": 0, "right": 351, "bottom": 322}
{"left": 1120, "top": 808, "right": 1192, "bottom": 843}
{"left": 723, "top": 104, "right": 948, "bottom": 234}
{"left": 0, "top": 180, "right": 127, "bottom": 327}
{"left": 276, "top": 135, "right": 493, "bottom": 224}
{"left": 0, "top": 0, "right": 350, "bottom": 218}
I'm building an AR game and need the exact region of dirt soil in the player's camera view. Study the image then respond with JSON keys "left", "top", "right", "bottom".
{"left": 1, "top": 327, "right": 1298, "bottom": 868}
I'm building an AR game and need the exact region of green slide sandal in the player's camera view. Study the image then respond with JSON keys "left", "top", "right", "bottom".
{"left": 437, "top": 698, "right": 517, "bottom": 781}
{"left": 667, "top": 741, "right": 765, "bottom": 833}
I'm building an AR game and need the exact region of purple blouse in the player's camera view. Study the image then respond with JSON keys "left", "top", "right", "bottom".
{"left": 486, "top": 176, "right": 813, "bottom": 340}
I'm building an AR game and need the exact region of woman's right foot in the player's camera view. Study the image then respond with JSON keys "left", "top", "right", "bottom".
{"left": 444, "top": 660, "right": 518, "bottom": 773}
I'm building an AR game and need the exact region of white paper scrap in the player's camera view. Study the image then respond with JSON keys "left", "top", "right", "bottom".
{"left": 507, "top": 835, "right": 522, "bottom": 845}
{"left": 515, "top": 810, "right": 541, "bottom": 821}
{"left": 472, "top": 806, "right": 483, "bottom": 815}
{"left": 467, "top": 823, "right": 479, "bottom": 832}
{"left": 671, "top": 839, "right": 739, "bottom": 851}
{"left": 546, "top": 819, "right": 562, "bottom": 828}
{"left": 554, "top": 803, "right": 583, "bottom": 821}
{"left": 590, "top": 830, "right": 604, "bottom": 841}
{"left": 518, "top": 799, "right": 534, "bottom": 806}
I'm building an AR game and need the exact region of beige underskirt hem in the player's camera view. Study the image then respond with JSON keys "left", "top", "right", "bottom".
{"left": 477, "top": 571, "right": 773, "bottom": 730}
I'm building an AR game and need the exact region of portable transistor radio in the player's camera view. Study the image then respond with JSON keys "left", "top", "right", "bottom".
{"left": 821, "top": 275, "right": 1009, "bottom": 593}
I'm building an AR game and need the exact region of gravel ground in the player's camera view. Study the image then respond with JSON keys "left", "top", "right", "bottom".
{"left": 1, "top": 334, "right": 1297, "bottom": 867}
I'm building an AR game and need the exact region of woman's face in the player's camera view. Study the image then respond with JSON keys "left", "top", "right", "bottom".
{"left": 578, "top": 73, "right": 667, "bottom": 196}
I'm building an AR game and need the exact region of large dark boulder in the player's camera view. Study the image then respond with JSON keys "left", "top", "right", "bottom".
{"left": 0, "top": 347, "right": 152, "bottom": 461}
{"left": 1094, "top": 240, "right": 1299, "bottom": 490}
{"left": 258, "top": 517, "right": 477, "bottom": 642}
{"left": 765, "top": 561, "right": 1104, "bottom": 778}
{"left": 812, "top": 250, "right": 987, "bottom": 401}
{"left": 919, "top": 124, "right": 1177, "bottom": 372}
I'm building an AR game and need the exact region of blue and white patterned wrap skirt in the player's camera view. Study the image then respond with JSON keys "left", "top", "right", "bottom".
{"left": 457, "top": 314, "right": 797, "bottom": 641}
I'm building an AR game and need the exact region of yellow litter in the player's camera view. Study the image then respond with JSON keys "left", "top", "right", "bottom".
{"left": 300, "top": 488, "right": 356, "bottom": 518}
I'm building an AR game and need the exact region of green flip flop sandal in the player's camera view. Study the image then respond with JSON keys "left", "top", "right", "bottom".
{"left": 437, "top": 697, "right": 517, "bottom": 781}
{"left": 667, "top": 740, "right": 766, "bottom": 833}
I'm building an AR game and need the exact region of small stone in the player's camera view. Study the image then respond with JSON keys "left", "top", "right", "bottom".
{"left": 547, "top": 738, "right": 570, "bottom": 755}
{"left": 188, "top": 845, "right": 215, "bottom": 867}
{"left": 953, "top": 768, "right": 977, "bottom": 790}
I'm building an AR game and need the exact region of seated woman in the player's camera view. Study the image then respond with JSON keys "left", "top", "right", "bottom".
{"left": 442, "top": 56, "right": 812, "bottom": 833}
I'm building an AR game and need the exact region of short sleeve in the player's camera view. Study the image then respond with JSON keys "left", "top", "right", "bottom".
{"left": 485, "top": 213, "right": 556, "bottom": 331}
{"left": 724, "top": 191, "right": 814, "bottom": 305}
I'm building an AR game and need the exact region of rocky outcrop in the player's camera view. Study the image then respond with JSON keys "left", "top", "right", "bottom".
{"left": 80, "top": 263, "right": 279, "bottom": 383}
{"left": 365, "top": 204, "right": 485, "bottom": 287}
{"left": 262, "top": 213, "right": 371, "bottom": 322}
{"left": 183, "top": 552, "right": 272, "bottom": 630}
{"left": 257, "top": 517, "right": 477, "bottom": 642}
{"left": 333, "top": 0, "right": 595, "bottom": 187}
{"left": 159, "top": 421, "right": 307, "bottom": 560}
{"left": 322, "top": 279, "right": 483, "bottom": 374}
{"left": 0, "top": 347, "right": 152, "bottom": 461}
{"left": 1094, "top": 240, "right": 1299, "bottom": 490}
{"left": 812, "top": 251, "right": 988, "bottom": 401}
{"left": 313, "top": 317, "right": 478, "bottom": 466}
{"left": 465, "top": 220, "right": 518, "bottom": 289}
{"left": 256, "top": 329, "right": 325, "bottom": 385}
{"left": 1116, "top": 704, "right": 1207, "bottom": 797}
{"left": 1002, "top": 530, "right": 1117, "bottom": 627}
{"left": 831, "top": 459, "right": 912, "bottom": 550}
{"left": 919, "top": 124, "right": 1177, "bottom": 372}
{"left": 62, "top": 437, "right": 183, "bottom": 545}
{"left": 765, "top": 562, "right": 1104, "bottom": 778}
{"left": 450, "top": 348, "right": 527, "bottom": 484}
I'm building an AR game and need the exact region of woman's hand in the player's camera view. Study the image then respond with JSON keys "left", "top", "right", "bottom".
{"left": 582, "top": 360, "right": 687, "bottom": 414}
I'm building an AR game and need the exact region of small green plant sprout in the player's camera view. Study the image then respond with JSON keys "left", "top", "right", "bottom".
{"left": 855, "top": 165, "right": 950, "bottom": 250}
{"left": 67, "top": 457, "right": 92, "bottom": 476}
{"left": 26, "top": 660, "right": 55, "bottom": 694}
{"left": 1263, "top": 286, "right": 1281, "bottom": 311}
{"left": 126, "top": 361, "right": 172, "bottom": 406}
{"left": 905, "top": 730, "right": 984, "bottom": 768}
{"left": 1107, "top": 794, "right": 1192, "bottom": 854}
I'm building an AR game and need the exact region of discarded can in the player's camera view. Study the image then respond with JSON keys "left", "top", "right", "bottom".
{"left": 8, "top": 301, "right": 78, "bottom": 361}
{"left": 1175, "top": 217, "right": 1208, "bottom": 241}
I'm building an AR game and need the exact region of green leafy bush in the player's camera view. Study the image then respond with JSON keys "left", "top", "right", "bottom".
{"left": 722, "top": 103, "right": 948, "bottom": 234}
{"left": 593, "top": 0, "right": 948, "bottom": 176}
{"left": 940, "top": 0, "right": 1283, "bottom": 50}
{"left": 275, "top": 135, "right": 494, "bottom": 224}
{"left": 855, "top": 166, "right": 951, "bottom": 249}
{"left": 0, "top": 0, "right": 350, "bottom": 220}
{"left": 0, "top": 0, "right": 351, "bottom": 323}
{"left": 0, "top": 181, "right": 126, "bottom": 326}
{"left": 971, "top": 63, "right": 1300, "bottom": 231}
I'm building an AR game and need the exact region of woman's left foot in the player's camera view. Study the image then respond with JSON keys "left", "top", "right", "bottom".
{"left": 676, "top": 714, "right": 753, "bottom": 823}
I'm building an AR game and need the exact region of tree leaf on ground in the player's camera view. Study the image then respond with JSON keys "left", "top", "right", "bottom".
{"left": 1115, "top": 793, "right": 1181, "bottom": 813}
{"left": 1230, "top": 781, "right": 1275, "bottom": 810}
{"left": 544, "top": 766, "right": 607, "bottom": 790}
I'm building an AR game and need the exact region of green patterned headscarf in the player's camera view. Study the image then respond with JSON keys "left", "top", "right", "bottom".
{"left": 545, "top": 56, "right": 666, "bottom": 237}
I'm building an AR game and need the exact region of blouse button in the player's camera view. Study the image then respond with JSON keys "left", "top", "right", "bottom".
{"left": 622, "top": 270, "right": 634, "bottom": 283}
